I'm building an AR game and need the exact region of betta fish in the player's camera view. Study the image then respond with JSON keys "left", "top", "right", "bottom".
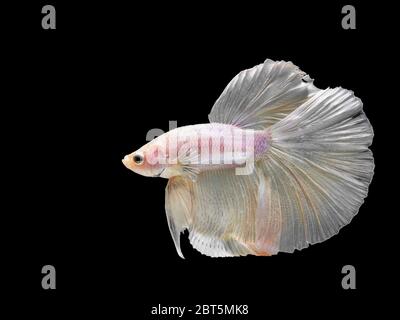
{"left": 122, "top": 59, "right": 374, "bottom": 258}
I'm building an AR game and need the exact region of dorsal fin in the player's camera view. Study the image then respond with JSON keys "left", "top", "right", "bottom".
{"left": 208, "top": 59, "right": 319, "bottom": 130}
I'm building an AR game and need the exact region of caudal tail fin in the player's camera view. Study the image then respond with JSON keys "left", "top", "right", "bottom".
{"left": 258, "top": 87, "right": 374, "bottom": 253}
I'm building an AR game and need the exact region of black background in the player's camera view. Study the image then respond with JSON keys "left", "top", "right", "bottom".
{"left": 3, "top": 1, "right": 396, "bottom": 318}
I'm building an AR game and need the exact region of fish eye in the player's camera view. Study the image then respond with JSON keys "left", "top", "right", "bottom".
{"left": 133, "top": 154, "right": 144, "bottom": 165}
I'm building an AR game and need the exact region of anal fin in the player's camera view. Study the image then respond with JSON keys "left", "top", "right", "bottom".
{"left": 189, "top": 232, "right": 253, "bottom": 257}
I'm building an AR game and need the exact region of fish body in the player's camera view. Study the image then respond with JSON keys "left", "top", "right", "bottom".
{"left": 123, "top": 59, "right": 374, "bottom": 258}
{"left": 123, "top": 123, "right": 270, "bottom": 179}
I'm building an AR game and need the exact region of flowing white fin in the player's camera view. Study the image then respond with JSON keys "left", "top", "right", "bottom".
{"left": 263, "top": 87, "right": 374, "bottom": 252}
{"left": 208, "top": 59, "right": 319, "bottom": 130}
{"left": 165, "top": 177, "right": 193, "bottom": 258}
{"left": 187, "top": 169, "right": 259, "bottom": 257}
{"left": 165, "top": 169, "right": 279, "bottom": 257}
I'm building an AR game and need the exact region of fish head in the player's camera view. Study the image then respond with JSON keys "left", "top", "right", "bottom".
{"left": 122, "top": 141, "right": 166, "bottom": 178}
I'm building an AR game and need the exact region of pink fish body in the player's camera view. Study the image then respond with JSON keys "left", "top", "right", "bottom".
{"left": 123, "top": 59, "right": 374, "bottom": 258}
{"left": 123, "top": 123, "right": 270, "bottom": 179}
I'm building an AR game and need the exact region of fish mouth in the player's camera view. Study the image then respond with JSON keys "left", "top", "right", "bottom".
{"left": 122, "top": 155, "right": 132, "bottom": 169}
